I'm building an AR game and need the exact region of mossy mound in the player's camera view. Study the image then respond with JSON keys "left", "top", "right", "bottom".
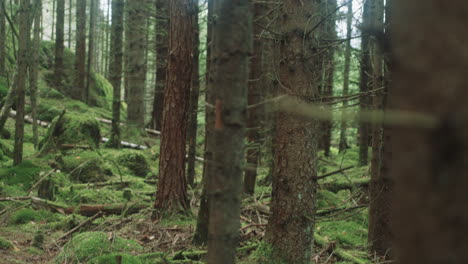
{"left": 0, "top": 140, "right": 13, "bottom": 158}
{"left": 36, "top": 103, "right": 63, "bottom": 122}
{"left": 38, "top": 113, "right": 101, "bottom": 155}
{"left": 60, "top": 151, "right": 111, "bottom": 182}
{"left": 88, "top": 73, "right": 113, "bottom": 109}
{"left": 0, "top": 128, "right": 11, "bottom": 139}
{"left": 10, "top": 208, "right": 42, "bottom": 225}
{"left": 89, "top": 253, "right": 142, "bottom": 264}
{"left": 116, "top": 150, "right": 151, "bottom": 177}
{"left": 0, "top": 160, "right": 42, "bottom": 190}
{"left": 0, "top": 236, "right": 13, "bottom": 249}
{"left": 55, "top": 232, "right": 143, "bottom": 264}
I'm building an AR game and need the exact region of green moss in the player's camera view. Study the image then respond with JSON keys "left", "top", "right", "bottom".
{"left": 251, "top": 242, "right": 287, "bottom": 264}
{"left": 0, "top": 236, "right": 13, "bottom": 249}
{"left": 89, "top": 253, "right": 142, "bottom": 264}
{"left": 116, "top": 150, "right": 151, "bottom": 177}
{"left": 60, "top": 151, "right": 111, "bottom": 182}
{"left": 316, "top": 190, "right": 342, "bottom": 209}
{"left": 88, "top": 73, "right": 113, "bottom": 109}
{"left": 10, "top": 208, "right": 42, "bottom": 225}
{"left": 36, "top": 104, "right": 63, "bottom": 122}
{"left": 26, "top": 247, "right": 43, "bottom": 255}
{"left": 0, "top": 76, "right": 8, "bottom": 100}
{"left": 0, "top": 160, "right": 42, "bottom": 189}
{"left": 55, "top": 231, "right": 143, "bottom": 264}
{"left": 317, "top": 220, "right": 368, "bottom": 247}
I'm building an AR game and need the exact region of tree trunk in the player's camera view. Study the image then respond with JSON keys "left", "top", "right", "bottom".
{"left": 0, "top": 0, "right": 6, "bottom": 77}
{"left": 358, "top": 0, "right": 372, "bottom": 166}
{"left": 391, "top": 0, "right": 468, "bottom": 263}
{"left": 13, "top": 0, "right": 30, "bottom": 165}
{"left": 51, "top": 0, "right": 55, "bottom": 40}
{"left": 192, "top": 0, "right": 213, "bottom": 246}
{"left": 149, "top": 0, "right": 169, "bottom": 131}
{"left": 104, "top": 0, "right": 110, "bottom": 77}
{"left": 54, "top": 0, "right": 65, "bottom": 88}
{"left": 85, "top": 0, "right": 96, "bottom": 103}
{"left": 265, "top": 0, "right": 320, "bottom": 263}
{"left": 243, "top": 1, "right": 266, "bottom": 195}
{"left": 207, "top": 0, "right": 251, "bottom": 263}
{"left": 74, "top": 0, "right": 86, "bottom": 101}
{"left": 108, "top": 0, "right": 124, "bottom": 148}
{"left": 29, "top": 0, "right": 41, "bottom": 148}
{"left": 126, "top": 0, "right": 146, "bottom": 127}
{"left": 67, "top": 0, "right": 72, "bottom": 49}
{"left": 186, "top": 2, "right": 200, "bottom": 188}
{"left": 338, "top": 0, "right": 353, "bottom": 153}
{"left": 153, "top": 0, "right": 192, "bottom": 213}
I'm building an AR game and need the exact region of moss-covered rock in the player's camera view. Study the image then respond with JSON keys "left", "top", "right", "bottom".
{"left": 60, "top": 151, "right": 111, "bottom": 182}
{"left": 89, "top": 253, "right": 142, "bottom": 264}
{"left": 36, "top": 103, "right": 63, "bottom": 122}
{"left": 38, "top": 112, "right": 101, "bottom": 155}
{"left": 55, "top": 232, "right": 143, "bottom": 264}
{"left": 0, "top": 236, "right": 13, "bottom": 249}
{"left": 116, "top": 150, "right": 151, "bottom": 177}
{"left": 0, "top": 161, "right": 42, "bottom": 189}
{"left": 88, "top": 73, "right": 113, "bottom": 109}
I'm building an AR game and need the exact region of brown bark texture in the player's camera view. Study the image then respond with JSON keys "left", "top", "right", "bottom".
{"left": 265, "top": 0, "right": 320, "bottom": 263}
{"left": 153, "top": 0, "right": 193, "bottom": 212}
{"left": 74, "top": 0, "right": 86, "bottom": 101}
{"left": 29, "top": 0, "right": 41, "bottom": 147}
{"left": 0, "top": 0, "right": 6, "bottom": 77}
{"left": 54, "top": 0, "right": 65, "bottom": 88}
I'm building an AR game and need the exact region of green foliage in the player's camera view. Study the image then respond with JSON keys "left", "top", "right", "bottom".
{"left": 35, "top": 103, "right": 63, "bottom": 122}
{"left": 0, "top": 236, "right": 13, "bottom": 249}
{"left": 0, "top": 160, "right": 42, "bottom": 189}
{"left": 55, "top": 231, "right": 143, "bottom": 264}
{"left": 317, "top": 220, "right": 368, "bottom": 247}
{"left": 89, "top": 253, "right": 142, "bottom": 264}
{"left": 251, "top": 242, "right": 287, "bottom": 264}
{"left": 116, "top": 150, "right": 151, "bottom": 177}
{"left": 26, "top": 247, "right": 43, "bottom": 255}
{"left": 0, "top": 76, "right": 8, "bottom": 100}
{"left": 10, "top": 208, "right": 42, "bottom": 225}
{"left": 60, "top": 151, "right": 112, "bottom": 182}
{"left": 88, "top": 73, "right": 113, "bottom": 109}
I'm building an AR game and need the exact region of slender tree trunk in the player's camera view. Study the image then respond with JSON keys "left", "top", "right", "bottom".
{"left": 358, "top": 0, "right": 371, "bottom": 166}
{"left": 85, "top": 0, "right": 96, "bottom": 103}
{"left": 186, "top": 2, "right": 200, "bottom": 188}
{"left": 13, "top": 0, "right": 30, "bottom": 165}
{"left": 108, "top": 0, "right": 124, "bottom": 148}
{"left": 153, "top": 0, "right": 193, "bottom": 213}
{"left": 54, "top": 0, "right": 65, "bottom": 88}
{"left": 51, "top": 0, "right": 55, "bottom": 40}
{"left": 207, "top": 0, "right": 251, "bottom": 263}
{"left": 339, "top": 0, "right": 353, "bottom": 153}
{"left": 29, "top": 0, "right": 41, "bottom": 148}
{"left": 392, "top": 0, "right": 468, "bottom": 263}
{"left": 265, "top": 0, "right": 320, "bottom": 263}
{"left": 104, "top": 0, "right": 110, "bottom": 77}
{"left": 149, "top": 0, "right": 169, "bottom": 131}
{"left": 243, "top": 1, "right": 266, "bottom": 195}
{"left": 126, "top": 0, "right": 146, "bottom": 127}
{"left": 74, "top": 0, "right": 86, "bottom": 101}
{"left": 192, "top": 0, "right": 213, "bottom": 246}
{"left": 67, "top": 0, "right": 71, "bottom": 49}
{"left": 0, "top": 0, "right": 6, "bottom": 77}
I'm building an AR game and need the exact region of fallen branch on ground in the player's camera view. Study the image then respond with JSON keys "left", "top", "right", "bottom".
{"left": 59, "top": 212, "right": 103, "bottom": 240}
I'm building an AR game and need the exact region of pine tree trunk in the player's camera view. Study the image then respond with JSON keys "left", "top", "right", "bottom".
{"left": 126, "top": 0, "right": 146, "bottom": 127}
{"left": 14, "top": 0, "right": 30, "bottom": 165}
{"left": 108, "top": 0, "right": 124, "bottom": 148}
{"left": 74, "top": 0, "right": 86, "bottom": 101}
{"left": 85, "top": 0, "right": 96, "bottom": 103}
{"left": 54, "top": 0, "right": 64, "bottom": 88}
{"left": 192, "top": 0, "right": 213, "bottom": 246}
{"left": 358, "top": 0, "right": 372, "bottom": 166}
{"left": 149, "top": 0, "right": 169, "bottom": 131}
{"left": 67, "top": 0, "right": 72, "bottom": 49}
{"left": 207, "top": 0, "right": 251, "bottom": 263}
{"left": 0, "top": 1, "right": 6, "bottom": 77}
{"left": 153, "top": 0, "right": 193, "bottom": 213}
{"left": 265, "top": 0, "right": 320, "bottom": 263}
{"left": 186, "top": 2, "right": 200, "bottom": 188}
{"left": 339, "top": 0, "right": 353, "bottom": 153}
{"left": 29, "top": 0, "right": 41, "bottom": 148}
{"left": 51, "top": 0, "right": 55, "bottom": 40}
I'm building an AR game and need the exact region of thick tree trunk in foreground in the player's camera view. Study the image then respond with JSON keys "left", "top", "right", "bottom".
{"left": 108, "top": 0, "right": 124, "bottom": 148}
{"left": 74, "top": 0, "right": 86, "bottom": 101}
{"left": 29, "top": 0, "right": 41, "bottom": 148}
{"left": 14, "top": 0, "right": 30, "bottom": 165}
{"left": 126, "top": 0, "right": 146, "bottom": 127}
{"left": 207, "top": 0, "right": 251, "bottom": 263}
{"left": 149, "top": 0, "right": 169, "bottom": 131}
{"left": 192, "top": 0, "right": 213, "bottom": 246}
{"left": 54, "top": 0, "right": 65, "bottom": 88}
{"left": 392, "top": 1, "right": 468, "bottom": 263}
{"left": 265, "top": 0, "right": 319, "bottom": 263}
{"left": 153, "top": 0, "right": 193, "bottom": 213}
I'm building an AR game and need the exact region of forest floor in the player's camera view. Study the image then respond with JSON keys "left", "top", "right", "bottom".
{"left": 0, "top": 91, "right": 374, "bottom": 263}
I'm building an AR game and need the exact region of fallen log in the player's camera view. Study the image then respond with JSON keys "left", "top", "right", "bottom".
{"left": 315, "top": 166, "right": 355, "bottom": 180}
{"left": 73, "top": 181, "right": 131, "bottom": 189}
{"left": 314, "top": 233, "right": 368, "bottom": 264}
{"left": 59, "top": 212, "right": 102, "bottom": 240}
{"left": 95, "top": 117, "right": 162, "bottom": 136}
{"left": 320, "top": 178, "right": 369, "bottom": 193}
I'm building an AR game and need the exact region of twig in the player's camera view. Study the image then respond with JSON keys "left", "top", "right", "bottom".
{"left": 315, "top": 166, "right": 354, "bottom": 180}
{"left": 59, "top": 212, "right": 102, "bottom": 241}
{"left": 27, "top": 169, "right": 56, "bottom": 195}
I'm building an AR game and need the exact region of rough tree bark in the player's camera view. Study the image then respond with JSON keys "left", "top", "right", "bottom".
{"left": 207, "top": 0, "right": 251, "bottom": 263}
{"left": 186, "top": 1, "right": 200, "bottom": 188}
{"left": 392, "top": 0, "right": 468, "bottom": 263}
{"left": 54, "top": 0, "right": 64, "bottom": 88}
{"left": 85, "top": 0, "right": 96, "bottom": 101}
{"left": 0, "top": 0, "right": 5, "bottom": 77}
{"left": 67, "top": 0, "right": 72, "bottom": 49}
{"left": 265, "top": 0, "right": 320, "bottom": 263}
{"left": 338, "top": 0, "right": 353, "bottom": 152}
{"left": 29, "top": 0, "right": 41, "bottom": 148}
{"left": 149, "top": 0, "right": 169, "bottom": 131}
{"left": 358, "top": 0, "right": 372, "bottom": 166}
{"left": 153, "top": 0, "right": 193, "bottom": 213}
{"left": 13, "top": 0, "right": 30, "bottom": 165}
{"left": 126, "top": 0, "right": 146, "bottom": 127}
{"left": 108, "top": 0, "right": 124, "bottom": 148}
{"left": 74, "top": 0, "right": 86, "bottom": 101}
